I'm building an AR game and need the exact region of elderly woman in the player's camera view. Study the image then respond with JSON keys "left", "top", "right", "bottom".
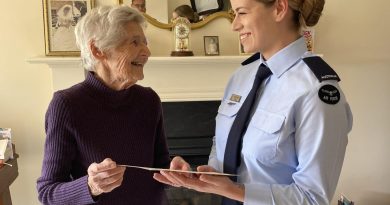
{"left": 37, "top": 5, "right": 170, "bottom": 205}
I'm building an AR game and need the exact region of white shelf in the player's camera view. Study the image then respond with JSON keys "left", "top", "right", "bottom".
{"left": 28, "top": 56, "right": 247, "bottom": 101}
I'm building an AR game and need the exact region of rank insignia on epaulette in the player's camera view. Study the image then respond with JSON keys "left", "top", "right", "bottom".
{"left": 318, "top": 84, "right": 340, "bottom": 104}
{"left": 303, "top": 56, "right": 340, "bottom": 82}
{"left": 229, "top": 94, "right": 242, "bottom": 103}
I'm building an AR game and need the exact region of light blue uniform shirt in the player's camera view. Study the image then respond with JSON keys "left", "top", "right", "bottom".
{"left": 208, "top": 37, "right": 353, "bottom": 205}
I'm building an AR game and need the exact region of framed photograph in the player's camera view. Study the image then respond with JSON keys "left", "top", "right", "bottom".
{"left": 43, "top": 0, "right": 94, "bottom": 56}
{"left": 204, "top": 36, "right": 219, "bottom": 56}
{"left": 190, "top": 0, "right": 223, "bottom": 16}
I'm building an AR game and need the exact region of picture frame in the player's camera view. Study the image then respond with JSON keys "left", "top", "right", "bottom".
{"left": 190, "top": 0, "right": 224, "bottom": 16}
{"left": 43, "top": 0, "right": 94, "bottom": 56}
{"left": 204, "top": 36, "right": 220, "bottom": 56}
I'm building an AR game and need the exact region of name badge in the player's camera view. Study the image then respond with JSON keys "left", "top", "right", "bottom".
{"left": 229, "top": 94, "right": 241, "bottom": 103}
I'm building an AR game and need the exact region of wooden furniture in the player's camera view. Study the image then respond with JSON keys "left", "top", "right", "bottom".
{"left": 0, "top": 154, "right": 18, "bottom": 205}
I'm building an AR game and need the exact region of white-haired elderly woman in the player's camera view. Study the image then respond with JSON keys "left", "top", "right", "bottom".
{"left": 37, "top": 5, "right": 170, "bottom": 205}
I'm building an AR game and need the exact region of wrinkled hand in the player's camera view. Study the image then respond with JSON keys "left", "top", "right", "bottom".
{"left": 87, "top": 158, "right": 126, "bottom": 196}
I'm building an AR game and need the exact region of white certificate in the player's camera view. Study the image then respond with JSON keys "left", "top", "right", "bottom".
{"left": 119, "top": 165, "right": 237, "bottom": 176}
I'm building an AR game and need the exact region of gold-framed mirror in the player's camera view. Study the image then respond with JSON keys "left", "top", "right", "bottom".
{"left": 143, "top": 11, "right": 234, "bottom": 30}
{"left": 118, "top": 0, "right": 234, "bottom": 30}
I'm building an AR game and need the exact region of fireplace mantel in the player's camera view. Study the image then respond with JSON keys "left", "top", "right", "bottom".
{"left": 28, "top": 56, "right": 247, "bottom": 101}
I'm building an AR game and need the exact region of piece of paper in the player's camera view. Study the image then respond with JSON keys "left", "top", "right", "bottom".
{"left": 118, "top": 165, "right": 238, "bottom": 176}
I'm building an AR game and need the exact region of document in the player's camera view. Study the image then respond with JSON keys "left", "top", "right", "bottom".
{"left": 118, "top": 165, "right": 237, "bottom": 176}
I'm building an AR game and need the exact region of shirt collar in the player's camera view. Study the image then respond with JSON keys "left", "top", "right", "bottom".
{"left": 259, "top": 37, "right": 308, "bottom": 78}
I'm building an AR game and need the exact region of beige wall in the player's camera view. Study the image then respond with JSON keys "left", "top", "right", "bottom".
{"left": 0, "top": 1, "right": 389, "bottom": 205}
{"left": 316, "top": 1, "right": 390, "bottom": 204}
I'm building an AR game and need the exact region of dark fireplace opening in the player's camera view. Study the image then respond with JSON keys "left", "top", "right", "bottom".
{"left": 162, "top": 101, "right": 222, "bottom": 205}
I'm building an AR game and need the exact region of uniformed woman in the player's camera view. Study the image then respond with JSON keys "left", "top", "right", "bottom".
{"left": 154, "top": 0, "right": 353, "bottom": 204}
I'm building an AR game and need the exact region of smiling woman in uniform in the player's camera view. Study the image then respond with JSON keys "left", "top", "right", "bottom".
{"left": 154, "top": 0, "right": 353, "bottom": 204}
{"left": 37, "top": 5, "right": 170, "bottom": 205}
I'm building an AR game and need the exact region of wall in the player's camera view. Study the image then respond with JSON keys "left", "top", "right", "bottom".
{"left": 0, "top": 1, "right": 52, "bottom": 204}
{"left": 316, "top": 1, "right": 390, "bottom": 204}
{"left": 0, "top": 1, "right": 389, "bottom": 205}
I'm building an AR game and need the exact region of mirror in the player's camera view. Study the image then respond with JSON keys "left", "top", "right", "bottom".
{"left": 119, "top": 0, "right": 234, "bottom": 30}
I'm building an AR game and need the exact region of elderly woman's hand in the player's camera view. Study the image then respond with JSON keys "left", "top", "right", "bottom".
{"left": 87, "top": 158, "right": 126, "bottom": 196}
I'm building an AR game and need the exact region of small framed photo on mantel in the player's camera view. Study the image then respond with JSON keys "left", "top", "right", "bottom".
{"left": 204, "top": 36, "right": 220, "bottom": 56}
{"left": 43, "top": 0, "right": 94, "bottom": 56}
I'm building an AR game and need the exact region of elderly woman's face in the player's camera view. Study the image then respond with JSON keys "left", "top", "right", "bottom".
{"left": 101, "top": 21, "right": 150, "bottom": 90}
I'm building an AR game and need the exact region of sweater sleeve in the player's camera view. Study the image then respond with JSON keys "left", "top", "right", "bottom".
{"left": 153, "top": 112, "right": 171, "bottom": 169}
{"left": 37, "top": 92, "right": 95, "bottom": 205}
{"left": 152, "top": 96, "right": 171, "bottom": 169}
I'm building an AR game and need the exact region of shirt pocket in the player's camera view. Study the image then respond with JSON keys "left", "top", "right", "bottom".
{"left": 217, "top": 100, "right": 241, "bottom": 117}
{"left": 242, "top": 109, "right": 285, "bottom": 165}
{"left": 215, "top": 100, "right": 241, "bottom": 144}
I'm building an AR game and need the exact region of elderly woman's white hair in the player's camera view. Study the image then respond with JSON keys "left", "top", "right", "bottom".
{"left": 75, "top": 5, "right": 146, "bottom": 71}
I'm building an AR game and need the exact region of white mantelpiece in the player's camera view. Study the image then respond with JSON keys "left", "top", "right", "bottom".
{"left": 28, "top": 56, "right": 248, "bottom": 101}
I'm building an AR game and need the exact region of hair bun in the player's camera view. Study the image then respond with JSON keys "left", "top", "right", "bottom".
{"left": 300, "top": 0, "right": 325, "bottom": 27}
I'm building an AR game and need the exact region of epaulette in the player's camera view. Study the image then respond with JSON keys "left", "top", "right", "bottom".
{"left": 241, "top": 52, "right": 260, "bottom": 65}
{"left": 303, "top": 56, "right": 340, "bottom": 82}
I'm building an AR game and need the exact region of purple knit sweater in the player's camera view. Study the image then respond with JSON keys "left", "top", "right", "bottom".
{"left": 37, "top": 72, "right": 170, "bottom": 205}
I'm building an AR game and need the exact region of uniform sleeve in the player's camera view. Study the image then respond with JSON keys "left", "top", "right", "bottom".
{"left": 36, "top": 93, "right": 95, "bottom": 205}
{"left": 244, "top": 83, "right": 353, "bottom": 205}
{"left": 153, "top": 95, "right": 171, "bottom": 169}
